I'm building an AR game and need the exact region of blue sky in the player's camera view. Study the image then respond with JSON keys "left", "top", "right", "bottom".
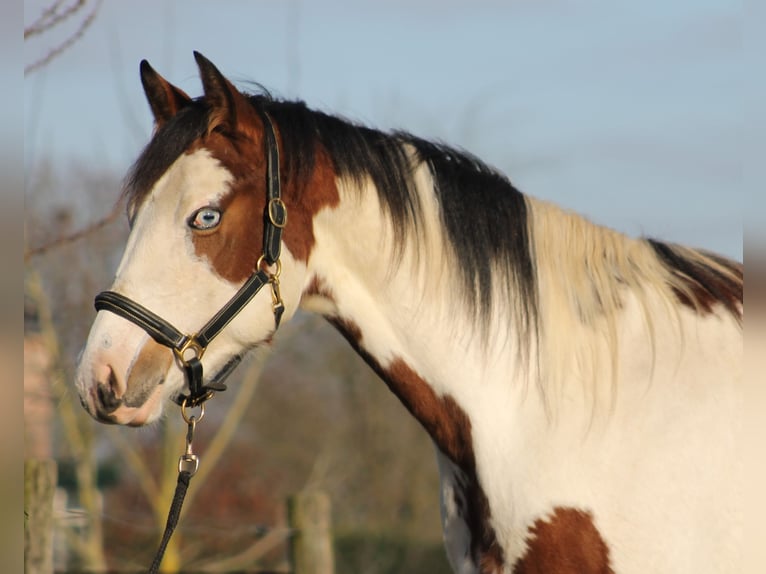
{"left": 24, "top": 0, "right": 742, "bottom": 259}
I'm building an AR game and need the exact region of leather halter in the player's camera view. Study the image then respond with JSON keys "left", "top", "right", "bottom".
{"left": 94, "top": 110, "right": 287, "bottom": 407}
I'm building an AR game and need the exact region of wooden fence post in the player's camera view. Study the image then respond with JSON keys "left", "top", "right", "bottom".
{"left": 25, "top": 459, "right": 57, "bottom": 574}
{"left": 288, "top": 490, "right": 334, "bottom": 574}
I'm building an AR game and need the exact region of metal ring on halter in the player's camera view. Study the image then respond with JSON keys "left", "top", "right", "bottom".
{"left": 256, "top": 255, "right": 282, "bottom": 278}
{"left": 173, "top": 337, "right": 206, "bottom": 365}
{"left": 180, "top": 398, "right": 206, "bottom": 424}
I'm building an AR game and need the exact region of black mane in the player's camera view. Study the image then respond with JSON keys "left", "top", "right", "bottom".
{"left": 262, "top": 95, "right": 536, "bottom": 329}
{"left": 124, "top": 91, "right": 537, "bottom": 330}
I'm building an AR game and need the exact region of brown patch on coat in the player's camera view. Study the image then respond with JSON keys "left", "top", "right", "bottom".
{"left": 649, "top": 240, "right": 743, "bottom": 321}
{"left": 385, "top": 360, "right": 474, "bottom": 467}
{"left": 327, "top": 316, "right": 362, "bottom": 346}
{"left": 479, "top": 540, "right": 505, "bottom": 574}
{"left": 669, "top": 259, "right": 743, "bottom": 319}
{"left": 304, "top": 274, "right": 335, "bottom": 301}
{"left": 190, "top": 148, "right": 264, "bottom": 283}
{"left": 512, "top": 507, "right": 614, "bottom": 574}
{"left": 327, "top": 315, "right": 503, "bottom": 570}
{"left": 124, "top": 338, "right": 174, "bottom": 407}
{"left": 280, "top": 143, "right": 340, "bottom": 262}
{"left": 190, "top": 111, "right": 340, "bottom": 282}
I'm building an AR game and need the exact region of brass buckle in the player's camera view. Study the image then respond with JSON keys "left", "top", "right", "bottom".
{"left": 256, "top": 256, "right": 285, "bottom": 316}
{"left": 174, "top": 336, "right": 205, "bottom": 365}
{"left": 267, "top": 198, "right": 287, "bottom": 228}
{"left": 269, "top": 273, "right": 284, "bottom": 315}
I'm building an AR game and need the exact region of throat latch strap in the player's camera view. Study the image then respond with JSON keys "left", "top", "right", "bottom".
{"left": 260, "top": 110, "right": 286, "bottom": 265}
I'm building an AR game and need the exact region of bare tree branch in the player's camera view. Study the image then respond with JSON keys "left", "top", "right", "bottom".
{"left": 25, "top": 0, "right": 103, "bottom": 75}
{"left": 25, "top": 0, "right": 86, "bottom": 39}
{"left": 192, "top": 527, "right": 291, "bottom": 572}
{"left": 106, "top": 428, "right": 160, "bottom": 509}
{"left": 24, "top": 198, "right": 123, "bottom": 262}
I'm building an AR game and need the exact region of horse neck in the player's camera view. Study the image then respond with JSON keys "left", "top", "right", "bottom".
{"left": 300, "top": 169, "right": 530, "bottom": 401}
{"left": 298, "top": 164, "right": 721, "bottom": 422}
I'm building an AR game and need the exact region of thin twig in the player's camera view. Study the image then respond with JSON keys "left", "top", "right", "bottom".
{"left": 107, "top": 428, "right": 161, "bottom": 510}
{"left": 25, "top": 0, "right": 102, "bottom": 75}
{"left": 24, "top": 198, "right": 123, "bottom": 262}
{"left": 24, "top": 0, "right": 68, "bottom": 39}
{"left": 191, "top": 528, "right": 291, "bottom": 572}
{"left": 25, "top": 0, "right": 86, "bottom": 39}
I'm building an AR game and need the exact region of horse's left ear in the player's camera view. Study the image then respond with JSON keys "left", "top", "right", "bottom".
{"left": 139, "top": 60, "right": 191, "bottom": 128}
{"left": 194, "top": 51, "right": 256, "bottom": 134}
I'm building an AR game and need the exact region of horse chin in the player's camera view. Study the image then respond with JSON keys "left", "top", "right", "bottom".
{"left": 110, "top": 386, "right": 168, "bottom": 427}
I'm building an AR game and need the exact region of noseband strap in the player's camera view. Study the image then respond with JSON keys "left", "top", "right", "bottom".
{"left": 94, "top": 109, "right": 285, "bottom": 407}
{"left": 94, "top": 267, "right": 271, "bottom": 355}
{"left": 94, "top": 290, "right": 188, "bottom": 350}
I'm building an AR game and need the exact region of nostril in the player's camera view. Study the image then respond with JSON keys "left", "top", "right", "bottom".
{"left": 96, "top": 382, "right": 122, "bottom": 413}
{"left": 94, "top": 367, "right": 123, "bottom": 414}
{"left": 108, "top": 367, "right": 122, "bottom": 395}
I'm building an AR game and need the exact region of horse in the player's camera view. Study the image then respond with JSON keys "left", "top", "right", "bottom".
{"left": 75, "top": 52, "right": 743, "bottom": 574}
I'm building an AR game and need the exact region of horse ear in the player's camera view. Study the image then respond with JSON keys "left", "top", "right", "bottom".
{"left": 139, "top": 60, "right": 191, "bottom": 128}
{"left": 193, "top": 51, "right": 250, "bottom": 133}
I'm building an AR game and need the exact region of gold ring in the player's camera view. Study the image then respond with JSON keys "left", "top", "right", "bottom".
{"left": 181, "top": 399, "right": 205, "bottom": 424}
{"left": 174, "top": 337, "right": 205, "bottom": 365}
{"left": 257, "top": 256, "right": 282, "bottom": 278}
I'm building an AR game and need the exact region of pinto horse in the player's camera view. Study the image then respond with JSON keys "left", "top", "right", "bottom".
{"left": 75, "top": 53, "right": 743, "bottom": 574}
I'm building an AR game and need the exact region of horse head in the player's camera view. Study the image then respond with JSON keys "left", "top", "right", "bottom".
{"left": 75, "top": 53, "right": 310, "bottom": 425}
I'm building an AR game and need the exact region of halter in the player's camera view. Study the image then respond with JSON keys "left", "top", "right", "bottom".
{"left": 93, "top": 110, "right": 287, "bottom": 408}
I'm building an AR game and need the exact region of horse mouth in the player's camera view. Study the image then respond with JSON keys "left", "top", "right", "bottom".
{"left": 112, "top": 388, "right": 167, "bottom": 426}
{"left": 85, "top": 376, "right": 167, "bottom": 427}
{"left": 88, "top": 354, "right": 245, "bottom": 426}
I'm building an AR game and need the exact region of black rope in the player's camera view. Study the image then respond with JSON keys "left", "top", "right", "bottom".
{"left": 148, "top": 470, "right": 193, "bottom": 574}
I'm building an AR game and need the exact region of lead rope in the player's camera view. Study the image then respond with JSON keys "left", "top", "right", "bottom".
{"left": 145, "top": 264, "right": 285, "bottom": 572}
{"left": 148, "top": 400, "right": 204, "bottom": 574}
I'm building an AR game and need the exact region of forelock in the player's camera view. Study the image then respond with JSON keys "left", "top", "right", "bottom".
{"left": 122, "top": 101, "right": 210, "bottom": 216}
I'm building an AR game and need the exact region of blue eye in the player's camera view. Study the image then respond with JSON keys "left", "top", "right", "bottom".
{"left": 189, "top": 207, "right": 221, "bottom": 230}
